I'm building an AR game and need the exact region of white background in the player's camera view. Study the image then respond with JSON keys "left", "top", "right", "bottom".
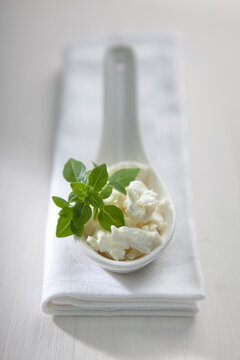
{"left": 0, "top": 1, "right": 240, "bottom": 359}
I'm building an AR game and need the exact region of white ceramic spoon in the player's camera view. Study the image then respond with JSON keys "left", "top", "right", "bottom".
{"left": 97, "top": 45, "right": 148, "bottom": 165}
{"left": 74, "top": 45, "right": 176, "bottom": 273}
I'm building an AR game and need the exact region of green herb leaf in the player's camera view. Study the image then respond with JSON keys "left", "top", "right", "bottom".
{"left": 53, "top": 159, "right": 137, "bottom": 238}
{"left": 56, "top": 216, "right": 73, "bottom": 237}
{"left": 58, "top": 207, "right": 73, "bottom": 218}
{"left": 93, "top": 207, "right": 99, "bottom": 220}
{"left": 70, "top": 182, "right": 87, "bottom": 199}
{"left": 70, "top": 220, "right": 84, "bottom": 237}
{"left": 68, "top": 191, "right": 78, "bottom": 203}
{"left": 88, "top": 164, "right": 108, "bottom": 191}
{"left": 109, "top": 181, "right": 126, "bottom": 195}
{"left": 109, "top": 168, "right": 140, "bottom": 188}
{"left": 100, "top": 184, "right": 113, "bottom": 199}
{"left": 63, "top": 158, "right": 86, "bottom": 182}
{"left": 92, "top": 161, "right": 98, "bottom": 168}
{"left": 73, "top": 202, "right": 92, "bottom": 227}
{"left": 89, "top": 192, "right": 104, "bottom": 208}
{"left": 98, "top": 205, "right": 125, "bottom": 231}
{"left": 52, "top": 196, "right": 69, "bottom": 208}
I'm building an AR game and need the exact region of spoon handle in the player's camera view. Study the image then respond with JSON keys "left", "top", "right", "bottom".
{"left": 96, "top": 45, "right": 147, "bottom": 165}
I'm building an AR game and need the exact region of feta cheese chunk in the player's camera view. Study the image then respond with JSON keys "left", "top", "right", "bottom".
{"left": 124, "top": 180, "right": 159, "bottom": 226}
{"left": 86, "top": 226, "right": 162, "bottom": 261}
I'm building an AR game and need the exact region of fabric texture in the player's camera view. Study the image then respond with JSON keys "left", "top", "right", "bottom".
{"left": 42, "top": 31, "right": 205, "bottom": 316}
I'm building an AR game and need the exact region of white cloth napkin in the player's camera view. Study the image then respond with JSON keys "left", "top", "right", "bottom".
{"left": 42, "top": 31, "right": 205, "bottom": 316}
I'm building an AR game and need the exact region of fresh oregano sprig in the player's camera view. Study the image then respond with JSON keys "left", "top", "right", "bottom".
{"left": 52, "top": 158, "right": 140, "bottom": 238}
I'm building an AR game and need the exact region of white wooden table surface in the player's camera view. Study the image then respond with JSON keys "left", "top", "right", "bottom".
{"left": 1, "top": 1, "right": 240, "bottom": 359}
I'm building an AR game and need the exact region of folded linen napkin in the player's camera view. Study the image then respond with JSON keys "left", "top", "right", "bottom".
{"left": 42, "top": 31, "right": 205, "bottom": 316}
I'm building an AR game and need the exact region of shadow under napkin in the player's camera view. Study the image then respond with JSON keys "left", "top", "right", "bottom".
{"left": 53, "top": 315, "right": 195, "bottom": 358}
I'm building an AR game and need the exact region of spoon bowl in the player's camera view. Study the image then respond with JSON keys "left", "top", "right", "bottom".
{"left": 74, "top": 161, "right": 176, "bottom": 273}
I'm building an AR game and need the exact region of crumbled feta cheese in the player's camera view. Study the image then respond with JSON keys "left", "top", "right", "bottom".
{"left": 83, "top": 162, "right": 169, "bottom": 261}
